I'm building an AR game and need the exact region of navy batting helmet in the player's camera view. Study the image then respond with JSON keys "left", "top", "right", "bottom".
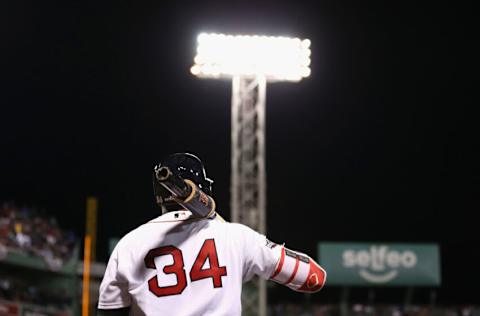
{"left": 153, "top": 153, "right": 213, "bottom": 212}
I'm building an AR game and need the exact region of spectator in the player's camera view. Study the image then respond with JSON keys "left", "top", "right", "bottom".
{"left": 0, "top": 202, "right": 77, "bottom": 268}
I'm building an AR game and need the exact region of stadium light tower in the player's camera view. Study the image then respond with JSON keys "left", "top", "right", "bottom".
{"left": 191, "top": 33, "right": 311, "bottom": 316}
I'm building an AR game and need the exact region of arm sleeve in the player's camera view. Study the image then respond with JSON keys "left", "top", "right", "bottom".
{"left": 269, "top": 247, "right": 327, "bottom": 292}
{"left": 97, "top": 244, "right": 132, "bottom": 309}
{"left": 238, "top": 224, "right": 326, "bottom": 293}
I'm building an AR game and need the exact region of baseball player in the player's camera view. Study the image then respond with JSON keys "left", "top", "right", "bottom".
{"left": 97, "top": 153, "right": 326, "bottom": 316}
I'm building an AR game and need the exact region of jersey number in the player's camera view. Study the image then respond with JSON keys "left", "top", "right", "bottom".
{"left": 144, "top": 239, "right": 227, "bottom": 297}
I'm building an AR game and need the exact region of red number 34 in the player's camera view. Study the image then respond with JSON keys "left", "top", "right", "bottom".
{"left": 144, "top": 239, "right": 227, "bottom": 297}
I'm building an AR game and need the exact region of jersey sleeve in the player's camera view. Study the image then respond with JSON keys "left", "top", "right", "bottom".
{"left": 238, "top": 224, "right": 282, "bottom": 282}
{"left": 98, "top": 243, "right": 131, "bottom": 309}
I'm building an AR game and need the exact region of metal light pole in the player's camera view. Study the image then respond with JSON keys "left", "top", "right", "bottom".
{"left": 191, "top": 33, "right": 311, "bottom": 316}
{"left": 231, "top": 75, "right": 267, "bottom": 316}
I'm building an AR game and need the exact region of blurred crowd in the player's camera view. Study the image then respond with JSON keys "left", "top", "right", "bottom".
{"left": 0, "top": 276, "right": 73, "bottom": 310}
{"left": 0, "top": 202, "right": 77, "bottom": 269}
{"left": 269, "top": 304, "right": 480, "bottom": 316}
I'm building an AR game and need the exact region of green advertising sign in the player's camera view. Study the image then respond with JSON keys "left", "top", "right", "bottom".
{"left": 318, "top": 242, "right": 441, "bottom": 286}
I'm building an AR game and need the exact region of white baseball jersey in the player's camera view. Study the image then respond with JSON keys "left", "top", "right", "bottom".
{"left": 98, "top": 211, "right": 282, "bottom": 316}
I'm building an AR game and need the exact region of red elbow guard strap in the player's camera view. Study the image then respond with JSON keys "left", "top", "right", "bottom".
{"left": 270, "top": 247, "right": 326, "bottom": 292}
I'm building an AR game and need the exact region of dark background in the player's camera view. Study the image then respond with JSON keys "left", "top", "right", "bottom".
{"left": 1, "top": 0, "right": 477, "bottom": 304}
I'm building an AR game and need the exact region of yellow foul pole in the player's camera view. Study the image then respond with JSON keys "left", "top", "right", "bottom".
{"left": 82, "top": 235, "right": 91, "bottom": 316}
{"left": 82, "top": 197, "right": 98, "bottom": 316}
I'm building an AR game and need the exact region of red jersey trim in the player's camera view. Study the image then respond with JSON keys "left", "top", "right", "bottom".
{"left": 284, "top": 257, "right": 300, "bottom": 285}
{"left": 270, "top": 247, "right": 286, "bottom": 279}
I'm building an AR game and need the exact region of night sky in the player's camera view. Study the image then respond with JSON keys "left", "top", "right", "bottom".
{"left": 1, "top": 0, "right": 477, "bottom": 304}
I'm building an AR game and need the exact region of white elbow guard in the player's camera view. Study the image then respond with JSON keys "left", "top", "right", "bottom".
{"left": 270, "top": 247, "right": 326, "bottom": 292}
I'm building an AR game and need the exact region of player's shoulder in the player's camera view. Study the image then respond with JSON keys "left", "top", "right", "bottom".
{"left": 114, "top": 212, "right": 221, "bottom": 245}
{"left": 226, "top": 221, "right": 258, "bottom": 232}
{"left": 111, "top": 222, "right": 149, "bottom": 252}
{"left": 111, "top": 214, "right": 171, "bottom": 250}
{"left": 220, "top": 221, "right": 262, "bottom": 239}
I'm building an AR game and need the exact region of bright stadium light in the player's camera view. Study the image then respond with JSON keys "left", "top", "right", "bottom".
{"left": 191, "top": 33, "right": 311, "bottom": 81}
{"left": 191, "top": 32, "right": 312, "bottom": 316}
